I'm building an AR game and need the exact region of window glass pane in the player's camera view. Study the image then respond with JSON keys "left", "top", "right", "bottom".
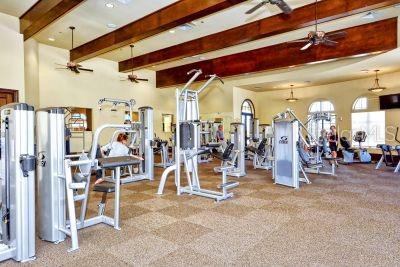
{"left": 351, "top": 111, "right": 385, "bottom": 147}
{"left": 353, "top": 97, "right": 368, "bottom": 110}
{"left": 241, "top": 101, "right": 253, "bottom": 113}
{"left": 309, "top": 100, "right": 334, "bottom": 113}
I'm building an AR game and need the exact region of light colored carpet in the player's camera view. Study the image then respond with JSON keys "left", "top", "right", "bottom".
{"left": 3, "top": 161, "right": 400, "bottom": 266}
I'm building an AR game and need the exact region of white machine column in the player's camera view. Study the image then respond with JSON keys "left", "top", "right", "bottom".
{"left": 0, "top": 103, "right": 36, "bottom": 262}
{"left": 139, "top": 106, "right": 154, "bottom": 180}
{"left": 36, "top": 108, "right": 66, "bottom": 244}
{"left": 229, "top": 123, "right": 246, "bottom": 177}
{"left": 273, "top": 120, "right": 299, "bottom": 188}
{"left": 250, "top": 118, "right": 260, "bottom": 142}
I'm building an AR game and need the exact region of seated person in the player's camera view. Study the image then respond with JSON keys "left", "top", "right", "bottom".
{"left": 95, "top": 133, "right": 142, "bottom": 184}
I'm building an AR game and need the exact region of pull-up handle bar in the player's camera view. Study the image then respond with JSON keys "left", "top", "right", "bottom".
{"left": 197, "top": 74, "right": 224, "bottom": 95}
{"left": 180, "top": 69, "right": 202, "bottom": 95}
{"left": 98, "top": 98, "right": 136, "bottom": 110}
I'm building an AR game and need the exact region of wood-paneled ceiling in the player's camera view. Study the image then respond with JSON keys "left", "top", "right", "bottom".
{"left": 1, "top": 0, "right": 400, "bottom": 89}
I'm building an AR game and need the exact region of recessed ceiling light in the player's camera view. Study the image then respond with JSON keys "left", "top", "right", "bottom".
{"left": 107, "top": 23, "right": 117, "bottom": 29}
{"left": 169, "top": 29, "right": 176, "bottom": 34}
{"left": 105, "top": 3, "right": 115, "bottom": 8}
{"left": 199, "top": 56, "right": 206, "bottom": 60}
{"left": 117, "top": 0, "right": 131, "bottom": 4}
{"left": 48, "top": 37, "right": 55, "bottom": 42}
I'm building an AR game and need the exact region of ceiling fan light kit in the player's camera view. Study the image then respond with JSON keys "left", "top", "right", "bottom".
{"left": 55, "top": 26, "right": 94, "bottom": 74}
{"left": 288, "top": 0, "right": 346, "bottom": 51}
{"left": 120, "top": 45, "right": 149, "bottom": 84}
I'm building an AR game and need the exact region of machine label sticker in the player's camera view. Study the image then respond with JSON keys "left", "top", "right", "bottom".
{"left": 279, "top": 136, "right": 288, "bottom": 144}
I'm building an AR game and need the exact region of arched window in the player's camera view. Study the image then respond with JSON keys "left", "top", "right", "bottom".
{"left": 309, "top": 100, "right": 335, "bottom": 113}
{"left": 308, "top": 100, "right": 336, "bottom": 139}
{"left": 241, "top": 100, "right": 254, "bottom": 144}
{"left": 353, "top": 97, "right": 368, "bottom": 111}
{"left": 351, "top": 96, "right": 385, "bottom": 147}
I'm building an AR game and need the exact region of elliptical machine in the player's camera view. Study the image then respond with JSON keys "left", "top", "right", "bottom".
{"left": 340, "top": 131, "right": 371, "bottom": 164}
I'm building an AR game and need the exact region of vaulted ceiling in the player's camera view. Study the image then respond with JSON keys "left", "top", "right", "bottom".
{"left": 1, "top": 0, "right": 400, "bottom": 89}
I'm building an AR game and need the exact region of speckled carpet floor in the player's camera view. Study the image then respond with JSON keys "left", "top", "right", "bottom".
{"left": 4, "top": 161, "right": 400, "bottom": 266}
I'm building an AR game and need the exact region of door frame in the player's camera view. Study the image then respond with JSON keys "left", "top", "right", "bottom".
{"left": 0, "top": 88, "right": 19, "bottom": 102}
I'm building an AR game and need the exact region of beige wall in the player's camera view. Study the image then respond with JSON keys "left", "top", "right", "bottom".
{"left": 24, "top": 43, "right": 175, "bottom": 151}
{"left": 0, "top": 12, "right": 25, "bottom": 100}
{"left": 252, "top": 71, "right": 400, "bottom": 146}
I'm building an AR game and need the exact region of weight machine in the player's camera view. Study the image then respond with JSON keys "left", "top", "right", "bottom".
{"left": 273, "top": 109, "right": 334, "bottom": 188}
{"left": 247, "top": 123, "right": 274, "bottom": 170}
{"left": 0, "top": 103, "right": 36, "bottom": 262}
{"left": 37, "top": 107, "right": 144, "bottom": 252}
{"left": 198, "top": 121, "right": 219, "bottom": 163}
{"left": 157, "top": 69, "right": 239, "bottom": 202}
{"left": 98, "top": 99, "right": 154, "bottom": 183}
{"left": 153, "top": 138, "right": 174, "bottom": 168}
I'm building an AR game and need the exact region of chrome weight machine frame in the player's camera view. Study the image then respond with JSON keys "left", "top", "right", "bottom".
{"left": 157, "top": 69, "right": 239, "bottom": 202}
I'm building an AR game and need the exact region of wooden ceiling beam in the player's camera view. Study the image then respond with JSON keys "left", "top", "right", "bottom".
{"left": 70, "top": 0, "right": 246, "bottom": 62}
{"left": 20, "top": 0, "right": 85, "bottom": 41}
{"left": 120, "top": 0, "right": 400, "bottom": 72}
{"left": 156, "top": 18, "right": 398, "bottom": 88}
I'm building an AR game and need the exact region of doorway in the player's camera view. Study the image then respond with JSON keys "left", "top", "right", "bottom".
{"left": 0, "top": 89, "right": 18, "bottom": 107}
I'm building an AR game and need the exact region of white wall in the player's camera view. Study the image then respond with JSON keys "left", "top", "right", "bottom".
{"left": 0, "top": 12, "right": 25, "bottom": 100}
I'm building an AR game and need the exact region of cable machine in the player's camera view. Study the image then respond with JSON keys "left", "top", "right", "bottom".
{"left": 157, "top": 69, "right": 239, "bottom": 202}
{"left": 0, "top": 103, "right": 36, "bottom": 262}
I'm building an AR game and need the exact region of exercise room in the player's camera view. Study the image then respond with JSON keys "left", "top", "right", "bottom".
{"left": 0, "top": 0, "right": 399, "bottom": 265}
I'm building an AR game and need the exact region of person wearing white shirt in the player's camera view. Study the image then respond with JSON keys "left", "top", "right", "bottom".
{"left": 95, "top": 133, "right": 142, "bottom": 184}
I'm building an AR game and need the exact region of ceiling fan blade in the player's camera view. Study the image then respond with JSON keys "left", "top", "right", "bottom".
{"left": 325, "top": 31, "right": 347, "bottom": 40}
{"left": 133, "top": 79, "right": 140, "bottom": 83}
{"left": 77, "top": 67, "right": 94, "bottom": 72}
{"left": 55, "top": 67, "right": 68, "bottom": 70}
{"left": 322, "top": 38, "right": 338, "bottom": 47}
{"left": 245, "top": 1, "right": 267, "bottom": 14}
{"left": 55, "top": 63, "right": 67, "bottom": 67}
{"left": 300, "top": 41, "right": 313, "bottom": 51}
{"left": 136, "top": 78, "right": 149, "bottom": 82}
{"left": 72, "top": 68, "right": 80, "bottom": 74}
{"left": 272, "top": 0, "right": 293, "bottom": 14}
{"left": 288, "top": 38, "right": 310, "bottom": 43}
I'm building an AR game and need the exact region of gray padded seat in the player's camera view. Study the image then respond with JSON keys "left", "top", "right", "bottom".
{"left": 98, "top": 156, "right": 141, "bottom": 169}
{"left": 93, "top": 182, "right": 115, "bottom": 193}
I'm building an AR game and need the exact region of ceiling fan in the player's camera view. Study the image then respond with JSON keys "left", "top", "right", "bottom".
{"left": 120, "top": 45, "right": 149, "bottom": 84}
{"left": 289, "top": 0, "right": 347, "bottom": 51}
{"left": 55, "top": 26, "right": 94, "bottom": 74}
{"left": 245, "top": 0, "right": 293, "bottom": 15}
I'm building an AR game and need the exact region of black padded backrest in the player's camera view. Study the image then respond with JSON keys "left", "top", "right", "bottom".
{"left": 340, "top": 137, "right": 351, "bottom": 149}
{"left": 257, "top": 138, "right": 268, "bottom": 154}
{"left": 222, "top": 143, "right": 234, "bottom": 159}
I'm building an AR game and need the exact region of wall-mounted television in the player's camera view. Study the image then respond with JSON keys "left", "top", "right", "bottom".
{"left": 379, "top": 93, "right": 400, "bottom": 110}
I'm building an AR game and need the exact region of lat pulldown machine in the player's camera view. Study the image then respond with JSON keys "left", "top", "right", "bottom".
{"left": 0, "top": 103, "right": 36, "bottom": 263}
{"left": 157, "top": 69, "right": 239, "bottom": 202}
